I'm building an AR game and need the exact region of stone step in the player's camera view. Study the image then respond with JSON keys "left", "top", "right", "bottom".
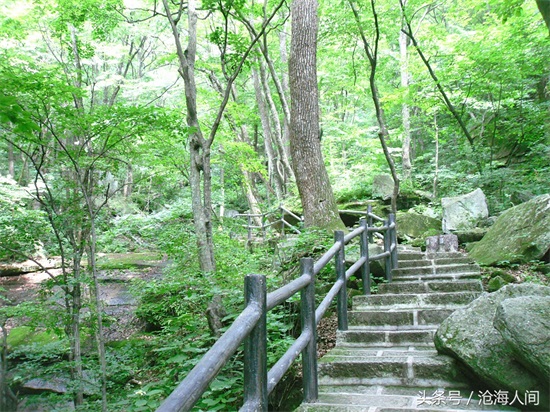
{"left": 377, "top": 280, "right": 483, "bottom": 295}
{"left": 392, "top": 273, "right": 481, "bottom": 282}
{"left": 393, "top": 264, "right": 480, "bottom": 277}
{"left": 297, "top": 385, "right": 519, "bottom": 411}
{"left": 397, "top": 252, "right": 428, "bottom": 261}
{"left": 337, "top": 328, "right": 437, "bottom": 347}
{"left": 350, "top": 307, "right": 457, "bottom": 327}
{"left": 353, "top": 292, "right": 481, "bottom": 309}
{"left": 397, "top": 257, "right": 474, "bottom": 269}
{"left": 318, "top": 352, "right": 467, "bottom": 388}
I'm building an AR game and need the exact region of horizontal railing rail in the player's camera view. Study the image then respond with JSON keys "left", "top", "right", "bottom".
{"left": 157, "top": 211, "right": 398, "bottom": 412}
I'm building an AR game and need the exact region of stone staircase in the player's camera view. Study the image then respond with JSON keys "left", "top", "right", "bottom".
{"left": 297, "top": 249, "right": 517, "bottom": 412}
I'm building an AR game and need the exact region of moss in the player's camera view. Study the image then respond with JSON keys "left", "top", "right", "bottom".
{"left": 96, "top": 252, "right": 163, "bottom": 270}
{"left": 7, "top": 326, "right": 58, "bottom": 349}
{"left": 488, "top": 276, "right": 507, "bottom": 292}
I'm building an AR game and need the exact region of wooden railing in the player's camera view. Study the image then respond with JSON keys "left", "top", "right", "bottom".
{"left": 156, "top": 211, "right": 398, "bottom": 412}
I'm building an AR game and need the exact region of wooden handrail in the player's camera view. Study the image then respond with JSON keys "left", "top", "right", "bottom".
{"left": 156, "top": 213, "right": 398, "bottom": 412}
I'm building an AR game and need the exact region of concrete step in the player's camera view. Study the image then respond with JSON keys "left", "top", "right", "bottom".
{"left": 398, "top": 252, "right": 428, "bottom": 261}
{"left": 349, "top": 307, "right": 457, "bottom": 327}
{"left": 353, "top": 292, "right": 481, "bottom": 309}
{"left": 296, "top": 385, "right": 519, "bottom": 411}
{"left": 377, "top": 280, "right": 483, "bottom": 295}
{"left": 337, "top": 328, "right": 437, "bottom": 347}
{"left": 318, "top": 351, "right": 467, "bottom": 387}
{"left": 397, "top": 257, "right": 474, "bottom": 269}
{"left": 393, "top": 264, "right": 480, "bottom": 277}
{"left": 392, "top": 273, "right": 481, "bottom": 282}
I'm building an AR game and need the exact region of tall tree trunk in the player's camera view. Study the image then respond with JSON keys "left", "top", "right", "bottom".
{"left": 259, "top": 59, "right": 294, "bottom": 184}
{"left": 289, "top": 0, "right": 345, "bottom": 230}
{"left": 253, "top": 67, "right": 284, "bottom": 199}
{"left": 399, "top": 10, "right": 412, "bottom": 180}
{"left": 163, "top": 0, "right": 216, "bottom": 272}
{"left": 7, "top": 143, "right": 15, "bottom": 179}
{"left": 349, "top": 0, "right": 400, "bottom": 213}
{"left": 536, "top": 0, "right": 550, "bottom": 35}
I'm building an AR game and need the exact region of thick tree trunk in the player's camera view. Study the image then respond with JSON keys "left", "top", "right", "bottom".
{"left": 289, "top": 0, "right": 345, "bottom": 230}
{"left": 536, "top": 0, "right": 550, "bottom": 35}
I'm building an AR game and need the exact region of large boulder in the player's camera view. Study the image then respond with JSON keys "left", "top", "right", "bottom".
{"left": 493, "top": 296, "right": 550, "bottom": 383}
{"left": 435, "top": 284, "right": 550, "bottom": 409}
{"left": 441, "top": 188, "right": 489, "bottom": 233}
{"left": 372, "top": 174, "right": 394, "bottom": 201}
{"left": 396, "top": 211, "right": 441, "bottom": 239}
{"left": 469, "top": 194, "right": 550, "bottom": 265}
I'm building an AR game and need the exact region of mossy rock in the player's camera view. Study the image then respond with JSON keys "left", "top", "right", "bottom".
{"left": 470, "top": 194, "right": 550, "bottom": 265}
{"left": 487, "top": 275, "right": 507, "bottom": 292}
{"left": 488, "top": 269, "right": 516, "bottom": 284}
{"left": 7, "top": 326, "right": 59, "bottom": 350}
{"left": 396, "top": 211, "right": 441, "bottom": 239}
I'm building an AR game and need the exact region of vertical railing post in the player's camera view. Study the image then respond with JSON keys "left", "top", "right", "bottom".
{"left": 367, "top": 204, "right": 373, "bottom": 242}
{"left": 300, "top": 258, "right": 318, "bottom": 402}
{"left": 389, "top": 213, "right": 398, "bottom": 271}
{"left": 383, "top": 220, "right": 392, "bottom": 283}
{"left": 243, "top": 274, "right": 267, "bottom": 412}
{"left": 335, "top": 231, "right": 348, "bottom": 331}
{"left": 359, "top": 218, "right": 371, "bottom": 295}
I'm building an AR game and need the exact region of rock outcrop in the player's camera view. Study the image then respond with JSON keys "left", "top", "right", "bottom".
{"left": 493, "top": 296, "right": 550, "bottom": 383}
{"left": 372, "top": 174, "right": 394, "bottom": 201}
{"left": 435, "top": 284, "right": 550, "bottom": 410}
{"left": 469, "top": 194, "right": 550, "bottom": 265}
{"left": 396, "top": 211, "right": 441, "bottom": 239}
{"left": 441, "top": 188, "right": 489, "bottom": 233}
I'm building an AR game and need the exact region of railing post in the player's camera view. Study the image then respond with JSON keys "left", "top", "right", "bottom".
{"left": 383, "top": 220, "right": 392, "bottom": 283}
{"left": 367, "top": 204, "right": 373, "bottom": 242}
{"left": 335, "top": 231, "right": 348, "bottom": 331}
{"left": 389, "top": 213, "right": 398, "bottom": 270}
{"left": 359, "top": 218, "right": 371, "bottom": 295}
{"left": 243, "top": 274, "right": 267, "bottom": 412}
{"left": 300, "top": 258, "right": 318, "bottom": 402}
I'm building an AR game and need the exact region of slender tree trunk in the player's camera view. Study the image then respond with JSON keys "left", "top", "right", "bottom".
{"left": 349, "top": 0, "right": 400, "bottom": 212}
{"left": 253, "top": 67, "right": 284, "bottom": 199}
{"left": 289, "top": 0, "right": 345, "bottom": 230}
{"left": 399, "top": 9, "right": 412, "bottom": 180}
{"left": 259, "top": 59, "right": 294, "bottom": 183}
{"left": 123, "top": 163, "right": 133, "bottom": 198}
{"left": 433, "top": 112, "right": 439, "bottom": 199}
{"left": 7, "top": 143, "right": 15, "bottom": 179}
{"left": 163, "top": 0, "right": 216, "bottom": 272}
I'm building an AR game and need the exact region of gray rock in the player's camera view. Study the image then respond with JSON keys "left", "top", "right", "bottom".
{"left": 22, "top": 377, "right": 68, "bottom": 394}
{"left": 487, "top": 275, "right": 507, "bottom": 292}
{"left": 469, "top": 194, "right": 550, "bottom": 265}
{"left": 442, "top": 188, "right": 489, "bottom": 233}
{"left": 435, "top": 284, "right": 550, "bottom": 406}
{"left": 372, "top": 174, "right": 394, "bottom": 200}
{"left": 454, "top": 228, "right": 488, "bottom": 244}
{"left": 494, "top": 296, "right": 550, "bottom": 382}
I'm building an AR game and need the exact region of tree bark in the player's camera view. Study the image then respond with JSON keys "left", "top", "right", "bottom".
{"left": 289, "top": 0, "right": 344, "bottom": 230}
{"left": 349, "top": 0, "right": 400, "bottom": 213}
{"left": 536, "top": 0, "right": 550, "bottom": 36}
{"left": 163, "top": 0, "right": 216, "bottom": 272}
{"left": 399, "top": 8, "right": 412, "bottom": 180}
{"left": 253, "top": 66, "right": 284, "bottom": 199}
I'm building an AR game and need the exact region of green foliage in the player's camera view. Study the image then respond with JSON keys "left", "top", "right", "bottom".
{"left": 0, "top": 176, "right": 53, "bottom": 261}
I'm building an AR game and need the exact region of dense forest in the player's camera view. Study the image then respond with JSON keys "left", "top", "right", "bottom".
{"left": 0, "top": 0, "right": 549, "bottom": 410}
